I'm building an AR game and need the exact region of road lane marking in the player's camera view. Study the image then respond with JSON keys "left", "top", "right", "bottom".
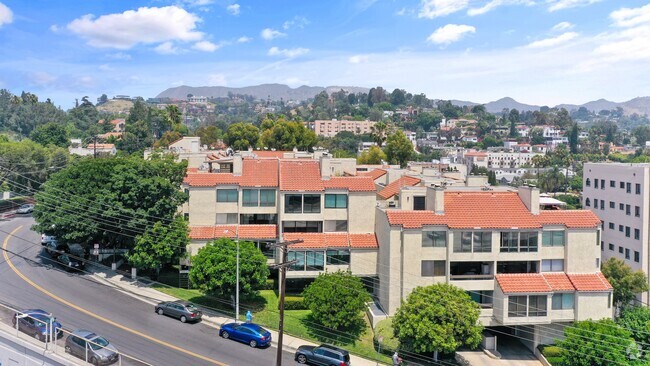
{"left": 2, "top": 226, "right": 228, "bottom": 366}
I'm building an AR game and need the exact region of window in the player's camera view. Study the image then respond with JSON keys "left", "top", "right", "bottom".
{"left": 216, "top": 213, "right": 237, "bottom": 224}
{"left": 473, "top": 232, "right": 492, "bottom": 252}
{"left": 610, "top": 180, "right": 616, "bottom": 188}
{"left": 508, "top": 296, "right": 527, "bottom": 317}
{"left": 469, "top": 291, "right": 493, "bottom": 308}
{"left": 184, "top": 188, "right": 189, "bottom": 195}
{"left": 422, "top": 231, "right": 447, "bottom": 247}
{"left": 282, "top": 221, "right": 322, "bottom": 233}
{"left": 609, "top": 243, "right": 614, "bottom": 251}
{"left": 217, "top": 189, "right": 238, "bottom": 202}
{"left": 594, "top": 199, "right": 598, "bottom": 208}
{"left": 625, "top": 248, "right": 630, "bottom": 260}
{"left": 636, "top": 183, "right": 641, "bottom": 195}
{"left": 635, "top": 251, "right": 640, "bottom": 263}
{"left": 627, "top": 182, "right": 632, "bottom": 193}
{"left": 240, "top": 214, "right": 277, "bottom": 225}
{"left": 413, "top": 196, "right": 426, "bottom": 210}
{"left": 600, "top": 200, "right": 604, "bottom": 210}
{"left": 242, "top": 189, "right": 259, "bottom": 206}
{"left": 620, "top": 181, "right": 625, "bottom": 189}
{"left": 619, "top": 225, "right": 624, "bottom": 232}
{"left": 500, "top": 232, "right": 538, "bottom": 252}
{"left": 325, "top": 194, "right": 348, "bottom": 208}
{"left": 619, "top": 246, "right": 624, "bottom": 254}
{"left": 183, "top": 212, "right": 189, "bottom": 221}
{"left": 285, "top": 195, "right": 303, "bottom": 213}
{"left": 585, "top": 178, "right": 591, "bottom": 187}
{"left": 609, "top": 222, "right": 615, "bottom": 230}
{"left": 528, "top": 295, "right": 548, "bottom": 317}
{"left": 303, "top": 194, "right": 321, "bottom": 213}
{"left": 620, "top": 203, "right": 625, "bottom": 211}
{"left": 585, "top": 198, "right": 590, "bottom": 207}
{"left": 635, "top": 229, "right": 640, "bottom": 240}
{"left": 519, "top": 232, "right": 538, "bottom": 252}
{"left": 542, "top": 231, "right": 565, "bottom": 246}
{"left": 626, "top": 226, "right": 631, "bottom": 237}
{"left": 306, "top": 251, "right": 324, "bottom": 271}
{"left": 542, "top": 259, "right": 564, "bottom": 272}
{"left": 626, "top": 204, "right": 631, "bottom": 216}
{"left": 260, "top": 189, "right": 276, "bottom": 206}
{"left": 610, "top": 201, "right": 615, "bottom": 209}
{"left": 287, "top": 251, "right": 306, "bottom": 271}
{"left": 421, "top": 260, "right": 446, "bottom": 277}
{"left": 636, "top": 206, "right": 641, "bottom": 217}
{"left": 456, "top": 232, "right": 472, "bottom": 252}
{"left": 325, "top": 220, "right": 348, "bottom": 232}
{"left": 552, "top": 293, "right": 574, "bottom": 310}
{"left": 601, "top": 179, "right": 605, "bottom": 189}
{"left": 594, "top": 179, "right": 599, "bottom": 189}
{"left": 326, "top": 250, "right": 350, "bottom": 265}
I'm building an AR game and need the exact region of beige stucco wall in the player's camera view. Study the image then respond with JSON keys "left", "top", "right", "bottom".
{"left": 376, "top": 208, "right": 403, "bottom": 315}
{"left": 350, "top": 249, "right": 378, "bottom": 276}
{"left": 187, "top": 187, "right": 217, "bottom": 225}
{"left": 347, "top": 192, "right": 376, "bottom": 233}
{"left": 575, "top": 292, "right": 613, "bottom": 321}
{"left": 565, "top": 229, "right": 600, "bottom": 273}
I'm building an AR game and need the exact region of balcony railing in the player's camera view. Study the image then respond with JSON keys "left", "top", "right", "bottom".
{"left": 449, "top": 274, "right": 494, "bottom": 281}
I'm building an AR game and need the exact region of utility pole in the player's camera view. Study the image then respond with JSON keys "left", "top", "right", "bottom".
{"left": 269, "top": 239, "right": 303, "bottom": 366}
{"left": 93, "top": 135, "right": 98, "bottom": 159}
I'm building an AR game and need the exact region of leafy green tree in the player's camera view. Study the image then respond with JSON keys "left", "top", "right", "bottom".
{"left": 415, "top": 112, "right": 442, "bottom": 132}
{"left": 195, "top": 125, "right": 223, "bottom": 147}
{"left": 529, "top": 127, "right": 545, "bottom": 145}
{"left": 436, "top": 100, "right": 462, "bottom": 119}
{"left": 393, "top": 284, "right": 482, "bottom": 355}
{"left": 390, "top": 89, "right": 406, "bottom": 106}
{"left": 357, "top": 146, "right": 386, "bottom": 164}
{"left": 569, "top": 123, "right": 579, "bottom": 154}
{"left": 619, "top": 306, "right": 650, "bottom": 354}
{"left": 602, "top": 258, "right": 649, "bottom": 308}
{"left": 165, "top": 105, "right": 182, "bottom": 129}
{"left": 558, "top": 319, "right": 643, "bottom": 366}
{"left": 384, "top": 131, "right": 413, "bottom": 167}
{"left": 226, "top": 122, "right": 260, "bottom": 150}
{"left": 303, "top": 271, "right": 370, "bottom": 329}
{"left": 32, "top": 155, "right": 188, "bottom": 250}
{"left": 189, "top": 238, "right": 269, "bottom": 296}
{"left": 370, "top": 121, "right": 389, "bottom": 146}
{"left": 154, "top": 131, "right": 183, "bottom": 148}
{"left": 127, "top": 216, "right": 188, "bottom": 276}
{"left": 30, "top": 122, "right": 69, "bottom": 148}
{"left": 259, "top": 119, "right": 317, "bottom": 151}
{"left": 633, "top": 125, "right": 650, "bottom": 146}
{"left": 0, "top": 140, "right": 69, "bottom": 194}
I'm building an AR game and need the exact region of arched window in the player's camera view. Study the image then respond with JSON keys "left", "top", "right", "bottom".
{"left": 586, "top": 178, "right": 591, "bottom": 187}
{"left": 585, "top": 198, "right": 591, "bottom": 207}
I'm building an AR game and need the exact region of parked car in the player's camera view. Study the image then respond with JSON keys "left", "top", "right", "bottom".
{"left": 295, "top": 344, "right": 351, "bottom": 366}
{"left": 15, "top": 204, "right": 34, "bottom": 214}
{"left": 65, "top": 329, "right": 119, "bottom": 365}
{"left": 12, "top": 309, "right": 62, "bottom": 342}
{"left": 219, "top": 322, "right": 272, "bottom": 348}
{"left": 41, "top": 234, "right": 56, "bottom": 246}
{"left": 56, "top": 253, "right": 85, "bottom": 272}
{"left": 155, "top": 300, "right": 202, "bottom": 323}
{"left": 45, "top": 240, "right": 65, "bottom": 256}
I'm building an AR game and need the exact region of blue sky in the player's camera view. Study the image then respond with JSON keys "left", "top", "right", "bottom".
{"left": 0, "top": 0, "right": 649, "bottom": 108}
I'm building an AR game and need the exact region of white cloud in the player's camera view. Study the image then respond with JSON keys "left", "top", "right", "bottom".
{"left": 207, "top": 73, "right": 227, "bottom": 85}
{"left": 552, "top": 21, "right": 574, "bottom": 32}
{"left": 349, "top": 55, "right": 370, "bottom": 64}
{"left": 268, "top": 46, "right": 309, "bottom": 58}
{"left": 237, "top": 36, "right": 252, "bottom": 43}
{"left": 28, "top": 72, "right": 57, "bottom": 86}
{"left": 282, "top": 16, "right": 309, "bottom": 30}
{"left": 67, "top": 6, "right": 203, "bottom": 49}
{"left": 108, "top": 52, "right": 132, "bottom": 60}
{"left": 547, "top": 0, "right": 602, "bottom": 12}
{"left": 98, "top": 64, "right": 114, "bottom": 71}
{"left": 185, "top": 0, "right": 214, "bottom": 6}
{"left": 226, "top": 4, "right": 240, "bottom": 15}
{"left": 260, "top": 28, "right": 286, "bottom": 40}
{"left": 610, "top": 3, "right": 650, "bottom": 28}
{"left": 50, "top": 24, "right": 60, "bottom": 32}
{"left": 427, "top": 24, "right": 476, "bottom": 45}
{"left": 418, "top": 0, "right": 468, "bottom": 18}
{"left": 154, "top": 41, "right": 180, "bottom": 54}
{"left": 193, "top": 40, "right": 221, "bottom": 52}
{"left": 0, "top": 2, "right": 13, "bottom": 27}
{"left": 396, "top": 8, "right": 407, "bottom": 16}
{"left": 467, "top": 0, "right": 534, "bottom": 16}
{"left": 285, "top": 77, "right": 308, "bottom": 86}
{"left": 525, "top": 31, "right": 578, "bottom": 48}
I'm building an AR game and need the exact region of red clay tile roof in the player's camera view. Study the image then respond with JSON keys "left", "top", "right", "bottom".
{"left": 359, "top": 169, "right": 387, "bottom": 180}
{"left": 189, "top": 225, "right": 277, "bottom": 240}
{"left": 496, "top": 274, "right": 552, "bottom": 293}
{"left": 377, "top": 176, "right": 421, "bottom": 199}
{"left": 538, "top": 210, "right": 601, "bottom": 228}
{"left": 386, "top": 191, "right": 601, "bottom": 229}
{"left": 324, "top": 177, "right": 376, "bottom": 192}
{"left": 280, "top": 160, "right": 324, "bottom": 191}
{"left": 252, "top": 151, "right": 290, "bottom": 158}
{"left": 183, "top": 173, "right": 239, "bottom": 187}
{"left": 283, "top": 232, "right": 378, "bottom": 249}
{"left": 542, "top": 273, "right": 575, "bottom": 291}
{"left": 239, "top": 159, "right": 279, "bottom": 187}
{"left": 567, "top": 273, "right": 613, "bottom": 292}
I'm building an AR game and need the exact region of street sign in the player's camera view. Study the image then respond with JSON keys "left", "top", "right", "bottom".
{"left": 93, "top": 249, "right": 99, "bottom": 256}
{"left": 94, "top": 243, "right": 99, "bottom": 249}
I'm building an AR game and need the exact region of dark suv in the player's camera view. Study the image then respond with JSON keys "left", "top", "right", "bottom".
{"left": 295, "top": 344, "right": 351, "bottom": 365}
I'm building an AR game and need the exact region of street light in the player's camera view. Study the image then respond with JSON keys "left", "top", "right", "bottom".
{"left": 224, "top": 229, "right": 240, "bottom": 323}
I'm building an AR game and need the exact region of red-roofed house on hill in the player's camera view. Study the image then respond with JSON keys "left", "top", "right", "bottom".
{"left": 375, "top": 184, "right": 612, "bottom": 351}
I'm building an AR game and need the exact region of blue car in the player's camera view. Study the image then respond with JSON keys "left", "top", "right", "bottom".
{"left": 219, "top": 322, "right": 272, "bottom": 348}
{"left": 12, "top": 309, "right": 63, "bottom": 342}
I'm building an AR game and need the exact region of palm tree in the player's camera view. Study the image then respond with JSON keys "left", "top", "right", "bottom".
{"left": 370, "top": 121, "right": 389, "bottom": 146}
{"left": 166, "top": 105, "right": 182, "bottom": 129}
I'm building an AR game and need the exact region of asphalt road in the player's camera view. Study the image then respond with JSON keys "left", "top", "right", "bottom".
{"left": 0, "top": 216, "right": 298, "bottom": 366}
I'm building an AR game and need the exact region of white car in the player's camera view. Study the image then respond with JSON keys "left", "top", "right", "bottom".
{"left": 41, "top": 234, "right": 56, "bottom": 246}
{"left": 16, "top": 204, "right": 34, "bottom": 214}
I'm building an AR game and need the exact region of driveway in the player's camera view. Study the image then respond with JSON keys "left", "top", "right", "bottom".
{"left": 457, "top": 334, "right": 543, "bottom": 366}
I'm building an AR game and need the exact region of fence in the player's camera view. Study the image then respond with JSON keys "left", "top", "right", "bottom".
{"left": 0, "top": 300, "right": 153, "bottom": 366}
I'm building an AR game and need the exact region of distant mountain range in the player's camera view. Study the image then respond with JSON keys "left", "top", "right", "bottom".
{"left": 156, "top": 84, "right": 650, "bottom": 116}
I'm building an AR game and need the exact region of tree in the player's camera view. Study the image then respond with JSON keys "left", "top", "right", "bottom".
{"left": 370, "top": 121, "right": 389, "bottom": 146}
{"left": 154, "top": 131, "right": 183, "bottom": 148}
{"left": 557, "top": 319, "right": 643, "bottom": 366}
{"left": 415, "top": 112, "right": 442, "bottom": 132}
{"left": 357, "top": 146, "right": 386, "bottom": 164}
{"left": 384, "top": 132, "right": 413, "bottom": 168}
{"left": 32, "top": 155, "right": 188, "bottom": 251}
{"left": 602, "top": 258, "right": 649, "bottom": 308}
{"left": 618, "top": 306, "right": 650, "bottom": 354}
{"left": 393, "top": 284, "right": 482, "bottom": 356}
{"left": 259, "top": 119, "right": 317, "bottom": 151}
{"left": 195, "top": 125, "right": 223, "bottom": 147}
{"left": 508, "top": 108, "right": 519, "bottom": 138}
{"left": 0, "top": 139, "right": 69, "bottom": 194}
{"left": 226, "top": 122, "right": 260, "bottom": 150}
{"left": 569, "top": 123, "right": 579, "bottom": 154}
{"left": 165, "top": 105, "right": 183, "bottom": 129}
{"left": 127, "top": 216, "right": 188, "bottom": 277}
{"left": 189, "top": 238, "right": 269, "bottom": 297}
{"left": 302, "top": 271, "right": 370, "bottom": 329}
{"left": 390, "top": 88, "right": 406, "bottom": 106}
{"left": 30, "top": 122, "right": 69, "bottom": 148}
{"left": 633, "top": 125, "right": 650, "bottom": 146}
{"left": 529, "top": 127, "right": 545, "bottom": 145}
{"left": 98, "top": 94, "right": 108, "bottom": 105}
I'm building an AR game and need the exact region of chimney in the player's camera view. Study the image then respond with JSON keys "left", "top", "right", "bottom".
{"left": 425, "top": 185, "right": 445, "bottom": 214}
{"left": 320, "top": 154, "right": 331, "bottom": 180}
{"left": 232, "top": 153, "right": 243, "bottom": 176}
{"left": 518, "top": 185, "right": 540, "bottom": 215}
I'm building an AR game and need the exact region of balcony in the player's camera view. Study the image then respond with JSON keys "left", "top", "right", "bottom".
{"left": 450, "top": 261, "right": 494, "bottom": 281}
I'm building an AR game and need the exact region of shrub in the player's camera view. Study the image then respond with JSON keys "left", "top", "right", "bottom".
{"left": 374, "top": 318, "right": 400, "bottom": 353}
{"left": 542, "top": 345, "right": 562, "bottom": 358}
{"left": 546, "top": 356, "right": 563, "bottom": 365}
{"left": 281, "top": 296, "right": 306, "bottom": 310}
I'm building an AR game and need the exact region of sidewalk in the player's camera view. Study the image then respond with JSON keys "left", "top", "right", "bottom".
{"left": 88, "top": 264, "right": 385, "bottom": 366}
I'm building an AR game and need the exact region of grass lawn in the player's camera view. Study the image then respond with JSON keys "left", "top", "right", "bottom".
{"left": 154, "top": 286, "right": 390, "bottom": 364}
